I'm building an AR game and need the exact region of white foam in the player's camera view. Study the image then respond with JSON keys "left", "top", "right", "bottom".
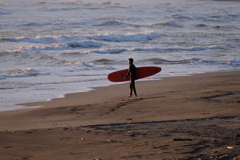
{"left": 4, "top": 68, "right": 39, "bottom": 78}
{"left": 3, "top": 35, "right": 86, "bottom": 44}
{"left": 3, "top": 32, "right": 159, "bottom": 44}
{"left": 90, "top": 31, "right": 159, "bottom": 42}
{"left": 94, "top": 48, "right": 127, "bottom": 54}
{"left": 95, "top": 19, "right": 123, "bottom": 26}
{"left": 0, "top": 81, "right": 31, "bottom": 89}
{"left": 0, "top": 105, "right": 39, "bottom": 112}
{"left": 132, "top": 45, "right": 220, "bottom": 52}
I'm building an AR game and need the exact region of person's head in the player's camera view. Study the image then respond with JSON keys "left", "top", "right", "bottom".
{"left": 128, "top": 58, "right": 134, "bottom": 64}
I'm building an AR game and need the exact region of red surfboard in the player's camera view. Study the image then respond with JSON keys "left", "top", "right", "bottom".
{"left": 108, "top": 66, "right": 161, "bottom": 82}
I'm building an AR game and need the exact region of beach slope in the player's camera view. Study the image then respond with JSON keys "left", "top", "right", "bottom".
{"left": 0, "top": 71, "right": 240, "bottom": 160}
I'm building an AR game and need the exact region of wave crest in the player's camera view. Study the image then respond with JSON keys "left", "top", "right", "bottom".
{"left": 0, "top": 82, "right": 31, "bottom": 89}
{"left": 152, "top": 21, "right": 183, "bottom": 28}
{"left": 143, "top": 57, "right": 240, "bottom": 67}
{"left": 4, "top": 68, "right": 39, "bottom": 78}
{"left": 95, "top": 19, "right": 123, "bottom": 26}
{"left": 2, "top": 32, "right": 159, "bottom": 44}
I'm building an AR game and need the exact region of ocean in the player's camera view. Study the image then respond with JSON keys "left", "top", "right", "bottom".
{"left": 0, "top": 0, "right": 240, "bottom": 111}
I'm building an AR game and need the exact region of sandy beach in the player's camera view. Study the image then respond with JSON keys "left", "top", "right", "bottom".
{"left": 0, "top": 71, "right": 240, "bottom": 160}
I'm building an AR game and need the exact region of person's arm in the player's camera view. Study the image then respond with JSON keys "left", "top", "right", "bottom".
{"left": 124, "top": 66, "right": 130, "bottom": 80}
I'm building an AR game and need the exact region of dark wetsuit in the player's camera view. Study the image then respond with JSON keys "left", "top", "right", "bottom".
{"left": 126, "top": 64, "right": 137, "bottom": 96}
{"left": 129, "top": 64, "right": 136, "bottom": 81}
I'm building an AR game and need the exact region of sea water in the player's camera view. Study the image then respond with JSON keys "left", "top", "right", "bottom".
{"left": 0, "top": 0, "right": 240, "bottom": 111}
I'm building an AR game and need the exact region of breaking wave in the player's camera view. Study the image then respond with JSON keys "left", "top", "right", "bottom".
{"left": 143, "top": 58, "right": 240, "bottom": 67}
{"left": 3, "top": 35, "right": 85, "bottom": 44}
{"left": 0, "top": 82, "right": 32, "bottom": 89}
{"left": 6, "top": 44, "right": 220, "bottom": 54}
{"left": 132, "top": 45, "right": 220, "bottom": 52}
{"left": 94, "top": 19, "right": 124, "bottom": 26}
{"left": 93, "top": 48, "right": 127, "bottom": 54}
{"left": 90, "top": 45, "right": 220, "bottom": 54}
{"left": 152, "top": 21, "right": 183, "bottom": 28}
{"left": 2, "top": 68, "right": 40, "bottom": 78}
{"left": 2, "top": 32, "right": 159, "bottom": 44}
{"left": 89, "top": 32, "right": 159, "bottom": 42}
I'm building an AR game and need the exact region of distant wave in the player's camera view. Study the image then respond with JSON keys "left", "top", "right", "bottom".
{"left": 93, "top": 59, "right": 116, "bottom": 65}
{"left": 152, "top": 21, "right": 183, "bottom": 28}
{"left": 195, "top": 23, "right": 239, "bottom": 30}
{"left": 172, "top": 12, "right": 240, "bottom": 23}
{"left": 39, "top": 1, "right": 127, "bottom": 12}
{"left": 84, "top": 45, "right": 220, "bottom": 54}
{"left": 3, "top": 44, "right": 220, "bottom": 54}
{"left": 142, "top": 57, "right": 240, "bottom": 67}
{"left": 0, "top": 81, "right": 32, "bottom": 89}
{"left": 0, "top": 51, "right": 88, "bottom": 68}
{"left": 2, "top": 68, "right": 39, "bottom": 78}
{"left": 195, "top": 24, "right": 209, "bottom": 28}
{"left": 89, "top": 32, "right": 159, "bottom": 42}
{"left": 142, "top": 58, "right": 198, "bottom": 65}
{"left": 212, "top": 25, "right": 239, "bottom": 30}
{"left": 0, "top": 8, "right": 10, "bottom": 15}
{"left": 204, "top": 13, "right": 240, "bottom": 24}
{"left": 2, "top": 32, "right": 159, "bottom": 44}
{"left": 172, "top": 14, "right": 206, "bottom": 20}
{"left": 28, "top": 41, "right": 101, "bottom": 51}
{"left": 132, "top": 45, "right": 220, "bottom": 52}
{"left": 226, "top": 59, "right": 240, "bottom": 67}
{"left": 94, "top": 48, "right": 127, "bottom": 54}
{"left": 94, "top": 19, "right": 124, "bottom": 26}
{"left": 67, "top": 41, "right": 101, "bottom": 48}
{"left": 2, "top": 35, "right": 85, "bottom": 44}
{"left": 209, "top": 14, "right": 240, "bottom": 20}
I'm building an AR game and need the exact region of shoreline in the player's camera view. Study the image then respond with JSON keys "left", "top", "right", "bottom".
{"left": 16, "top": 70, "right": 238, "bottom": 109}
{"left": 0, "top": 71, "right": 240, "bottom": 159}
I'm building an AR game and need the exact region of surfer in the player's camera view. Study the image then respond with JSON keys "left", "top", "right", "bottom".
{"left": 124, "top": 58, "right": 137, "bottom": 97}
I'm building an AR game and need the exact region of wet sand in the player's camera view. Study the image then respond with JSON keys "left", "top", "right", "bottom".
{"left": 0, "top": 71, "right": 240, "bottom": 160}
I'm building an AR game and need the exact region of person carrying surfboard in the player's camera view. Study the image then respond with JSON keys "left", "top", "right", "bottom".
{"left": 124, "top": 58, "right": 137, "bottom": 97}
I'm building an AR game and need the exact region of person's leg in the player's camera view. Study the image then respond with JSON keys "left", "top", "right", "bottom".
{"left": 129, "top": 82, "right": 133, "bottom": 96}
{"left": 131, "top": 80, "right": 137, "bottom": 96}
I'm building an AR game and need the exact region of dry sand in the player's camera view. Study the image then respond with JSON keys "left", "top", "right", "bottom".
{"left": 0, "top": 71, "right": 240, "bottom": 160}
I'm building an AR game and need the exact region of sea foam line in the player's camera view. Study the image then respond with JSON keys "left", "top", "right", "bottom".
{"left": 2, "top": 32, "right": 159, "bottom": 44}
{"left": 87, "top": 45, "right": 220, "bottom": 54}
{"left": 4, "top": 44, "right": 220, "bottom": 53}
